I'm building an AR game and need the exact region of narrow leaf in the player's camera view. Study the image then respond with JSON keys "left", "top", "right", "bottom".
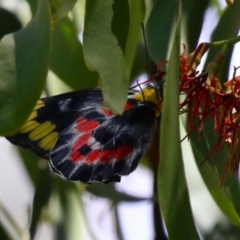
{"left": 112, "top": 0, "right": 130, "bottom": 52}
{"left": 183, "top": 0, "right": 210, "bottom": 50}
{"left": 59, "top": 183, "right": 85, "bottom": 240}
{"left": 83, "top": 0, "right": 128, "bottom": 114}
{"left": 0, "top": 199, "right": 23, "bottom": 239}
{"left": 18, "top": 148, "right": 40, "bottom": 187}
{"left": 30, "top": 167, "right": 52, "bottom": 238}
{"left": 50, "top": 17, "right": 98, "bottom": 89}
{"left": 191, "top": 139, "right": 240, "bottom": 226}
{"left": 0, "top": 224, "right": 10, "bottom": 240}
{"left": 146, "top": 0, "right": 177, "bottom": 63}
{"left": 86, "top": 184, "right": 149, "bottom": 203}
{"left": 0, "top": 0, "right": 51, "bottom": 135}
{"left": 0, "top": 8, "right": 21, "bottom": 39}
{"left": 124, "top": 0, "right": 145, "bottom": 77}
{"left": 205, "top": 0, "right": 240, "bottom": 81}
{"left": 159, "top": 5, "right": 200, "bottom": 239}
{"left": 49, "top": 0, "right": 77, "bottom": 22}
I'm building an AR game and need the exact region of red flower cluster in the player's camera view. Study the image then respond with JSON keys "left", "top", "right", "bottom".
{"left": 178, "top": 43, "right": 240, "bottom": 178}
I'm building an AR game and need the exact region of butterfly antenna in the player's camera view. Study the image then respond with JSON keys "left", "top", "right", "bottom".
{"left": 141, "top": 22, "right": 150, "bottom": 80}
{"left": 137, "top": 79, "right": 145, "bottom": 102}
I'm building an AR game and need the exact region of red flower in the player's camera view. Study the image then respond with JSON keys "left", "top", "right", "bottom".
{"left": 179, "top": 43, "right": 240, "bottom": 180}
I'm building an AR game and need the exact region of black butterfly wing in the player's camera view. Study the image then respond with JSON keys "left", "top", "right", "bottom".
{"left": 7, "top": 88, "right": 157, "bottom": 183}
{"left": 6, "top": 88, "right": 103, "bottom": 159}
{"left": 49, "top": 101, "right": 156, "bottom": 183}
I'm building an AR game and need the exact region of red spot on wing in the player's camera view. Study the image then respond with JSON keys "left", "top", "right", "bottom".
{"left": 85, "top": 145, "right": 132, "bottom": 164}
{"left": 114, "top": 145, "right": 132, "bottom": 159}
{"left": 76, "top": 118, "right": 99, "bottom": 133}
{"left": 124, "top": 102, "right": 133, "bottom": 111}
{"left": 70, "top": 151, "right": 84, "bottom": 163}
{"left": 73, "top": 134, "right": 91, "bottom": 151}
{"left": 82, "top": 149, "right": 114, "bottom": 164}
{"left": 70, "top": 118, "right": 100, "bottom": 164}
{"left": 86, "top": 150, "right": 101, "bottom": 163}
{"left": 101, "top": 108, "right": 113, "bottom": 116}
{"left": 100, "top": 150, "right": 114, "bottom": 162}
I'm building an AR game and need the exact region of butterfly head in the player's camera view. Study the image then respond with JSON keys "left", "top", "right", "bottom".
{"left": 129, "top": 76, "right": 164, "bottom": 116}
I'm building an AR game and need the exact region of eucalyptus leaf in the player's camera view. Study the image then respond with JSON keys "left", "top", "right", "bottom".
{"left": 29, "top": 0, "right": 76, "bottom": 21}
{"left": 50, "top": 17, "right": 97, "bottom": 89}
{"left": 83, "top": 0, "right": 128, "bottom": 114}
{"left": 146, "top": 0, "right": 177, "bottom": 63}
{"left": 59, "top": 183, "right": 85, "bottom": 240}
{"left": 205, "top": 0, "right": 240, "bottom": 81}
{"left": 49, "top": 0, "right": 77, "bottom": 22}
{"left": 86, "top": 183, "right": 149, "bottom": 203}
{"left": 0, "top": 0, "right": 51, "bottom": 135}
{"left": 191, "top": 138, "right": 240, "bottom": 226}
{"left": 159, "top": 4, "right": 200, "bottom": 239}
{"left": 0, "top": 8, "right": 21, "bottom": 39}
{"left": 124, "top": 0, "right": 145, "bottom": 77}
{"left": 29, "top": 167, "right": 52, "bottom": 238}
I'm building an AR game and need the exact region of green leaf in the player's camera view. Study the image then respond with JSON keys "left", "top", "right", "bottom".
{"left": 83, "top": 0, "right": 128, "bottom": 114}
{"left": 27, "top": 0, "right": 77, "bottom": 21}
{"left": 0, "top": 224, "right": 10, "bottom": 240}
{"left": 111, "top": 0, "right": 130, "bottom": 53}
{"left": 159, "top": 5, "right": 200, "bottom": 239}
{"left": 0, "top": 0, "right": 51, "bottom": 135}
{"left": 130, "top": 44, "right": 148, "bottom": 81}
{"left": 226, "top": 180, "right": 240, "bottom": 219}
{"left": 188, "top": 100, "right": 240, "bottom": 225}
{"left": 0, "top": 8, "right": 22, "bottom": 39}
{"left": 30, "top": 166, "right": 52, "bottom": 238}
{"left": 146, "top": 0, "right": 177, "bottom": 63}
{"left": 112, "top": 0, "right": 146, "bottom": 80}
{"left": 183, "top": 0, "right": 210, "bottom": 51}
{"left": 50, "top": 17, "right": 98, "bottom": 89}
{"left": 124, "top": 0, "right": 145, "bottom": 77}
{"left": 190, "top": 137, "right": 240, "bottom": 226}
{"left": 59, "top": 182, "right": 85, "bottom": 240}
{"left": 205, "top": 0, "right": 240, "bottom": 81}
{"left": 0, "top": 199, "right": 24, "bottom": 239}
{"left": 86, "top": 183, "right": 149, "bottom": 203}
{"left": 49, "top": 0, "right": 77, "bottom": 22}
{"left": 26, "top": 0, "right": 38, "bottom": 15}
{"left": 18, "top": 148, "right": 40, "bottom": 187}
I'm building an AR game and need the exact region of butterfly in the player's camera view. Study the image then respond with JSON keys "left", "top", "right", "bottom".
{"left": 6, "top": 77, "right": 163, "bottom": 184}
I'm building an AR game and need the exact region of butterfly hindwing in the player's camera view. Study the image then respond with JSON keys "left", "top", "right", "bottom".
{"left": 49, "top": 101, "right": 156, "bottom": 183}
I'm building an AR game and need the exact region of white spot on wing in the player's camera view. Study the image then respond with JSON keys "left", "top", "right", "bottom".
{"left": 87, "top": 136, "right": 101, "bottom": 150}
{"left": 59, "top": 98, "right": 72, "bottom": 112}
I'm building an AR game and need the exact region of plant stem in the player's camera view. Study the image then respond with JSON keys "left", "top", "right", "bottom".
{"left": 206, "top": 35, "right": 240, "bottom": 48}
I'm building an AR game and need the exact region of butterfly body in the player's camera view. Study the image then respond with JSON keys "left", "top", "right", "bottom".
{"left": 7, "top": 81, "right": 162, "bottom": 183}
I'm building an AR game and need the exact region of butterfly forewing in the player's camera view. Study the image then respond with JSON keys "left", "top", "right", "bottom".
{"left": 7, "top": 89, "right": 103, "bottom": 159}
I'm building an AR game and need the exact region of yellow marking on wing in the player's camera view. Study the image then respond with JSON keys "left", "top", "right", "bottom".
{"left": 133, "top": 88, "right": 158, "bottom": 105}
{"left": 29, "top": 121, "right": 56, "bottom": 141}
{"left": 39, "top": 132, "right": 59, "bottom": 150}
{"left": 27, "top": 110, "right": 37, "bottom": 121}
{"left": 33, "top": 100, "right": 45, "bottom": 110}
{"left": 20, "top": 121, "right": 40, "bottom": 133}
